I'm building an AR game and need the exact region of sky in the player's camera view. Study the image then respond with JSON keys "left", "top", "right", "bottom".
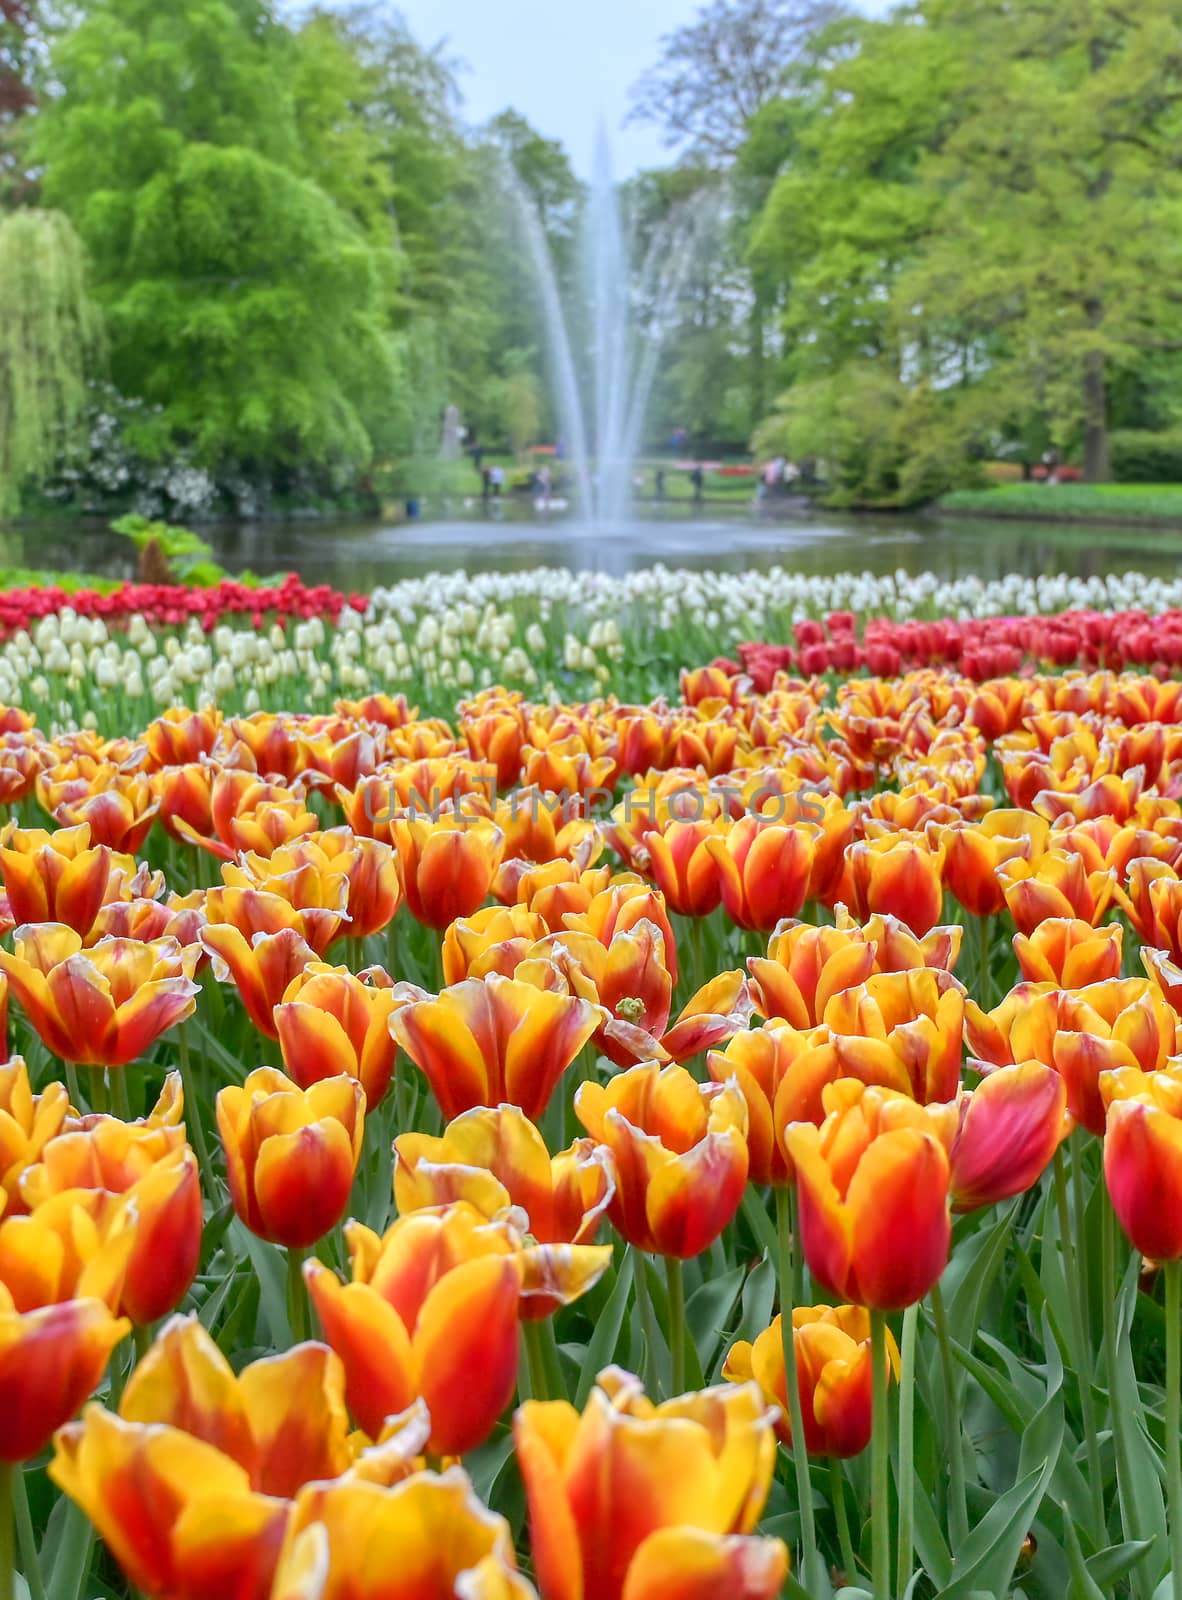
{"left": 394, "top": 0, "right": 892, "bottom": 177}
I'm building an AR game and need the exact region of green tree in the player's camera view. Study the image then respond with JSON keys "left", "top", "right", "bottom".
{"left": 0, "top": 208, "right": 104, "bottom": 513}
{"left": 34, "top": 0, "right": 400, "bottom": 492}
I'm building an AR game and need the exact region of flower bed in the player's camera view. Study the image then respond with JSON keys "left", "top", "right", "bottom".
{"left": 0, "top": 595, "right": 1180, "bottom": 1596}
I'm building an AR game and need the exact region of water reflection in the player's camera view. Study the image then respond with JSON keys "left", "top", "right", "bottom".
{"left": 3, "top": 505, "right": 1179, "bottom": 589}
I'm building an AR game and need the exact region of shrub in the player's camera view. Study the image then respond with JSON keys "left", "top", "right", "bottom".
{"left": 1110, "top": 429, "right": 1182, "bottom": 484}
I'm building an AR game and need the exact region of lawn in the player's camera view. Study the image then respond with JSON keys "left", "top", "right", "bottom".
{"left": 939, "top": 482, "right": 1182, "bottom": 523}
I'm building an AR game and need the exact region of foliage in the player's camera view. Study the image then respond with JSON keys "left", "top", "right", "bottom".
{"left": 746, "top": 0, "right": 1182, "bottom": 496}
{"left": 1110, "top": 430, "right": 1182, "bottom": 486}
{"left": 0, "top": 208, "right": 104, "bottom": 516}
{"left": 34, "top": 0, "right": 401, "bottom": 497}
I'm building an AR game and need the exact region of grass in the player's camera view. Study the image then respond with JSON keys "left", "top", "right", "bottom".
{"left": 938, "top": 482, "right": 1182, "bottom": 523}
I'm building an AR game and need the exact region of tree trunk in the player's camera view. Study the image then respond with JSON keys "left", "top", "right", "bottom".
{"left": 1083, "top": 299, "right": 1110, "bottom": 483}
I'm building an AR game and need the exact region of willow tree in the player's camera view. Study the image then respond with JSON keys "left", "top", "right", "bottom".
{"left": 0, "top": 208, "right": 103, "bottom": 513}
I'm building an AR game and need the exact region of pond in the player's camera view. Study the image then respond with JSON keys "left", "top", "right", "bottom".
{"left": 4, "top": 503, "right": 1181, "bottom": 588}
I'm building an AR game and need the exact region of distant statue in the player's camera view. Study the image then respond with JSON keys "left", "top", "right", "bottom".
{"left": 655, "top": 467, "right": 666, "bottom": 500}
{"left": 690, "top": 464, "right": 704, "bottom": 504}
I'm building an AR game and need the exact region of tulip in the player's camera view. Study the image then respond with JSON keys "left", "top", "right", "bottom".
{"left": 0, "top": 1186, "right": 135, "bottom": 1315}
{"left": 51, "top": 1405, "right": 288, "bottom": 1600}
{"left": 575, "top": 1061, "right": 749, "bottom": 1258}
{"left": 392, "top": 814, "right": 504, "bottom": 930}
{"left": 0, "top": 1055, "right": 69, "bottom": 1210}
{"left": 822, "top": 968, "right": 965, "bottom": 1104}
{"left": 998, "top": 851, "right": 1116, "bottom": 938}
{"left": 0, "top": 1293, "right": 128, "bottom": 1461}
{"left": 270, "top": 1471, "right": 535, "bottom": 1600}
{"left": 0, "top": 823, "right": 120, "bottom": 938}
{"left": 316, "top": 828, "right": 403, "bottom": 939}
{"left": 643, "top": 818, "right": 723, "bottom": 917}
{"left": 838, "top": 906, "right": 963, "bottom": 976}
{"left": 1051, "top": 979, "right": 1177, "bottom": 1136}
{"left": 783, "top": 1081, "right": 953, "bottom": 1309}
{"left": 705, "top": 815, "right": 817, "bottom": 931}
{"left": 516, "top": 923, "right": 673, "bottom": 1068}
{"left": 936, "top": 812, "right": 1043, "bottom": 917}
{"left": 708, "top": 1023, "right": 840, "bottom": 1184}
{"left": 562, "top": 880, "right": 679, "bottom": 986}
{"left": 747, "top": 920, "right": 877, "bottom": 1029}
{"left": 1013, "top": 917, "right": 1123, "bottom": 988}
{"left": 441, "top": 904, "right": 550, "bottom": 985}
{"left": 142, "top": 707, "right": 222, "bottom": 768}
{"left": 946, "top": 1061, "right": 1070, "bottom": 1210}
{"left": 661, "top": 968, "right": 755, "bottom": 1062}
{"left": 119, "top": 1315, "right": 353, "bottom": 1496}
{"left": 723, "top": 1305, "right": 899, "bottom": 1456}
{"left": 176, "top": 772, "right": 317, "bottom": 860}
{"left": 848, "top": 834, "right": 946, "bottom": 938}
{"left": 390, "top": 975, "right": 603, "bottom": 1122}
{"left": 23, "top": 1111, "right": 202, "bottom": 1325}
{"left": 275, "top": 963, "right": 402, "bottom": 1107}
{"left": 1101, "top": 1064, "right": 1182, "bottom": 1260}
{"left": 151, "top": 762, "right": 216, "bottom": 843}
{"left": 200, "top": 924, "right": 320, "bottom": 1038}
{"left": 0, "top": 924, "right": 199, "bottom": 1067}
{"left": 305, "top": 1205, "right": 524, "bottom": 1453}
{"left": 393, "top": 1106, "right": 615, "bottom": 1318}
{"left": 514, "top": 1366, "right": 786, "bottom": 1600}
{"left": 497, "top": 860, "right": 614, "bottom": 931}
{"left": 211, "top": 864, "right": 349, "bottom": 956}
{"left": 217, "top": 1068, "right": 365, "bottom": 1249}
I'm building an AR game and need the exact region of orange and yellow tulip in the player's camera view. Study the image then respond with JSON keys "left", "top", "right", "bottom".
{"left": 1052, "top": 980, "right": 1176, "bottom": 1135}
{"left": 723, "top": 1305, "right": 898, "bottom": 1457}
{"left": 275, "top": 963, "right": 402, "bottom": 1107}
{"left": 514, "top": 1366, "right": 786, "bottom": 1600}
{"left": 441, "top": 904, "right": 551, "bottom": 985}
{"left": 200, "top": 924, "right": 320, "bottom": 1038}
{"left": 51, "top": 1405, "right": 288, "bottom": 1600}
{"left": 998, "top": 851, "right": 1116, "bottom": 938}
{"left": 217, "top": 1068, "right": 365, "bottom": 1249}
{"left": 783, "top": 1081, "right": 952, "bottom": 1309}
{"left": 0, "top": 823, "right": 123, "bottom": 938}
{"left": 305, "top": 1204, "right": 524, "bottom": 1454}
{"left": 936, "top": 811, "right": 1045, "bottom": 917}
{"left": 822, "top": 967, "right": 965, "bottom": 1104}
{"left": 390, "top": 975, "right": 603, "bottom": 1122}
{"left": 1101, "top": 1064, "right": 1182, "bottom": 1260}
{"left": 643, "top": 818, "right": 723, "bottom": 917}
{"left": 0, "top": 1292, "right": 128, "bottom": 1461}
{"left": 848, "top": 834, "right": 946, "bottom": 938}
{"left": 392, "top": 813, "right": 504, "bottom": 930}
{"left": 705, "top": 815, "right": 817, "bottom": 931}
{"left": 575, "top": 1061, "right": 749, "bottom": 1257}
{"left": 0, "top": 924, "right": 199, "bottom": 1066}
{"left": 270, "top": 1472, "right": 535, "bottom": 1600}
{"left": 394, "top": 1107, "right": 614, "bottom": 1319}
{"left": 747, "top": 920, "right": 877, "bottom": 1029}
{"left": 708, "top": 1023, "right": 839, "bottom": 1184}
{"left": 316, "top": 827, "right": 403, "bottom": 939}
{"left": 562, "top": 880, "right": 680, "bottom": 987}
{"left": 1013, "top": 917, "right": 1123, "bottom": 987}
{"left": 0, "top": 1054, "right": 69, "bottom": 1210}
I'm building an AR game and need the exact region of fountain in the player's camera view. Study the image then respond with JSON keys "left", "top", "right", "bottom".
{"left": 512, "top": 124, "right": 696, "bottom": 528}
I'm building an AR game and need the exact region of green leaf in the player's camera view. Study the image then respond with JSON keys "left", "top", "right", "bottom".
{"left": 686, "top": 1263, "right": 744, "bottom": 1378}
{"left": 575, "top": 1252, "right": 633, "bottom": 1407}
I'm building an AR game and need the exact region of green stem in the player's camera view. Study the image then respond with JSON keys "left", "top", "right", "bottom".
{"left": 0, "top": 1462, "right": 13, "bottom": 1600}
{"left": 631, "top": 1246, "right": 659, "bottom": 1394}
{"left": 830, "top": 1455, "right": 859, "bottom": 1583}
{"left": 896, "top": 1302, "right": 918, "bottom": 1596}
{"left": 84, "top": 1066, "right": 108, "bottom": 1115}
{"left": 177, "top": 1023, "right": 213, "bottom": 1183}
{"left": 665, "top": 1256, "right": 686, "bottom": 1396}
{"left": 870, "top": 1310, "right": 891, "bottom": 1600}
{"left": 108, "top": 1066, "right": 131, "bottom": 1121}
{"left": 12, "top": 1468, "right": 43, "bottom": 1600}
{"left": 976, "top": 911, "right": 992, "bottom": 1008}
{"left": 522, "top": 1319, "right": 549, "bottom": 1403}
{"left": 286, "top": 1247, "right": 309, "bottom": 1344}
{"left": 1103, "top": 1189, "right": 1155, "bottom": 1597}
{"left": 64, "top": 1062, "right": 82, "bottom": 1111}
{"left": 931, "top": 1280, "right": 969, "bottom": 1548}
{"left": 776, "top": 1185, "right": 819, "bottom": 1588}
{"left": 1053, "top": 1146, "right": 1106, "bottom": 1535}
{"left": 47, "top": 1498, "right": 94, "bottom": 1600}
{"left": 133, "top": 1323, "right": 152, "bottom": 1362}
{"left": 1166, "top": 1260, "right": 1182, "bottom": 1600}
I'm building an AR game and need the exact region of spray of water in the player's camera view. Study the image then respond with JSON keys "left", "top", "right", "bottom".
{"left": 511, "top": 123, "right": 700, "bottom": 527}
